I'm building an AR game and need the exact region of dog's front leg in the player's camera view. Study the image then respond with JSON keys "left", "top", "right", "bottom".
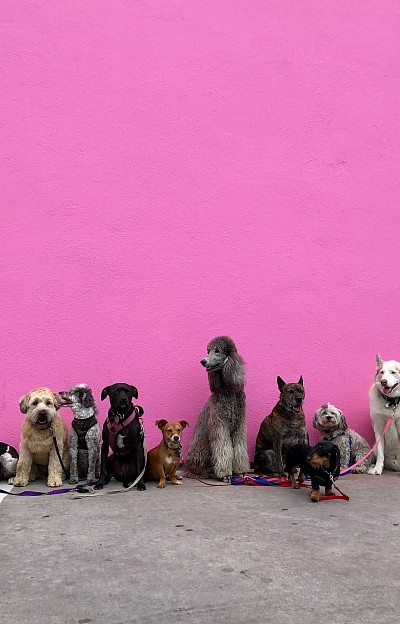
{"left": 48, "top": 446, "right": 64, "bottom": 487}
{"left": 11, "top": 446, "right": 32, "bottom": 487}
{"left": 368, "top": 419, "right": 385, "bottom": 475}
{"left": 272, "top": 437, "right": 285, "bottom": 476}
{"left": 69, "top": 429, "right": 79, "bottom": 484}
{"left": 86, "top": 431, "right": 99, "bottom": 483}
{"left": 232, "top": 418, "right": 250, "bottom": 475}
{"left": 95, "top": 423, "right": 110, "bottom": 489}
{"left": 209, "top": 419, "right": 233, "bottom": 480}
{"left": 156, "top": 465, "right": 167, "bottom": 488}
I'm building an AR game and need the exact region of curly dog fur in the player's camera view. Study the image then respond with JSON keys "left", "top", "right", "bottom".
{"left": 10, "top": 387, "right": 69, "bottom": 488}
{"left": 313, "top": 403, "right": 374, "bottom": 473}
{"left": 185, "top": 336, "right": 249, "bottom": 480}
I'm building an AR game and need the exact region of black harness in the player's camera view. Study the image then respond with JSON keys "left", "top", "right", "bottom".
{"left": 72, "top": 416, "right": 98, "bottom": 450}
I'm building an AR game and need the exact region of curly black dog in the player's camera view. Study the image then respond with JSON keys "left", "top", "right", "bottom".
{"left": 285, "top": 441, "right": 341, "bottom": 502}
{"left": 94, "top": 383, "right": 146, "bottom": 491}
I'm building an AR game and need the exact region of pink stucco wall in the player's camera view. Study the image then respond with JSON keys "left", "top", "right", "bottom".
{"left": 1, "top": 1, "right": 400, "bottom": 456}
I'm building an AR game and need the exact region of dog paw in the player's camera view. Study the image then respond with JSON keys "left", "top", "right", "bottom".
{"left": 94, "top": 482, "right": 104, "bottom": 490}
{"left": 69, "top": 477, "right": 78, "bottom": 485}
{"left": 310, "top": 490, "right": 320, "bottom": 502}
{"left": 157, "top": 483, "right": 166, "bottom": 488}
{"left": 291, "top": 483, "right": 300, "bottom": 489}
{"left": 368, "top": 465, "right": 383, "bottom": 475}
{"left": 12, "top": 478, "right": 29, "bottom": 487}
{"left": 171, "top": 480, "right": 182, "bottom": 486}
{"left": 47, "top": 478, "right": 63, "bottom": 488}
{"left": 8, "top": 477, "right": 14, "bottom": 485}
{"left": 137, "top": 483, "right": 146, "bottom": 491}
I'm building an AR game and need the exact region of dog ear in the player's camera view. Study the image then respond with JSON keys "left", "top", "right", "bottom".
{"left": 329, "top": 445, "right": 341, "bottom": 478}
{"left": 53, "top": 393, "right": 62, "bottom": 411}
{"left": 156, "top": 419, "right": 167, "bottom": 430}
{"left": 130, "top": 385, "right": 138, "bottom": 399}
{"left": 376, "top": 354, "right": 383, "bottom": 370}
{"left": 179, "top": 420, "right": 189, "bottom": 429}
{"left": 19, "top": 393, "right": 31, "bottom": 414}
{"left": 135, "top": 405, "right": 144, "bottom": 417}
{"left": 277, "top": 376, "right": 286, "bottom": 392}
{"left": 312, "top": 408, "right": 321, "bottom": 430}
{"left": 338, "top": 409, "right": 348, "bottom": 431}
{"left": 101, "top": 387, "right": 110, "bottom": 401}
{"left": 298, "top": 376, "right": 303, "bottom": 386}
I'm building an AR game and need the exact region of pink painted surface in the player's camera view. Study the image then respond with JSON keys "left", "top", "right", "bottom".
{"left": 1, "top": 1, "right": 400, "bottom": 456}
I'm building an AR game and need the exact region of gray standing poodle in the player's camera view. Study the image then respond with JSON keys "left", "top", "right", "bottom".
{"left": 185, "top": 336, "right": 250, "bottom": 481}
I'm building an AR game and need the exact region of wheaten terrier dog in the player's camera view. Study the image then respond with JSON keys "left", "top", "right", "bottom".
{"left": 10, "top": 387, "right": 69, "bottom": 487}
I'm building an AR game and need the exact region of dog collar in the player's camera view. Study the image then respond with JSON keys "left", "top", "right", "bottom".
{"left": 322, "top": 431, "right": 345, "bottom": 441}
{"left": 164, "top": 441, "right": 182, "bottom": 457}
{"left": 380, "top": 392, "right": 400, "bottom": 408}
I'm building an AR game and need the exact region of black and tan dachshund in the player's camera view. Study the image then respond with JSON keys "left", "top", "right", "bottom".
{"left": 285, "top": 441, "right": 341, "bottom": 502}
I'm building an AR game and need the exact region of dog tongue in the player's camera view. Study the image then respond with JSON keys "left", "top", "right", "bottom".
{"left": 383, "top": 387, "right": 392, "bottom": 395}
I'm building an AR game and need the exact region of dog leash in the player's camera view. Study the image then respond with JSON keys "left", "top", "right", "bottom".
{"left": 230, "top": 474, "right": 349, "bottom": 501}
{"left": 339, "top": 408, "right": 396, "bottom": 476}
{"left": 51, "top": 425, "right": 69, "bottom": 477}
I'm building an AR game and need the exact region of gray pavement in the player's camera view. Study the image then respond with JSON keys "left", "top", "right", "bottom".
{"left": 1, "top": 473, "right": 399, "bottom": 624}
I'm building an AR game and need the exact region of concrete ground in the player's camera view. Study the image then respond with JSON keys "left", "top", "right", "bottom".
{"left": 1, "top": 472, "right": 399, "bottom": 624}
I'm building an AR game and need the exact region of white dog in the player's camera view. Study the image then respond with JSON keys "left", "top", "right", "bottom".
{"left": 10, "top": 387, "right": 69, "bottom": 487}
{"left": 368, "top": 354, "right": 400, "bottom": 475}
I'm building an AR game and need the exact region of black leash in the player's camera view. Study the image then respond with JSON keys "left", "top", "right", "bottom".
{"left": 51, "top": 425, "right": 69, "bottom": 477}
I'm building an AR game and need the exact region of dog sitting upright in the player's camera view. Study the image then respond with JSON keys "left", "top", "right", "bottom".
{"left": 285, "top": 441, "right": 341, "bottom": 502}
{"left": 254, "top": 376, "right": 308, "bottom": 476}
{"left": 313, "top": 403, "right": 374, "bottom": 473}
{"left": 146, "top": 420, "right": 189, "bottom": 488}
{"left": 59, "top": 384, "right": 101, "bottom": 484}
{"left": 369, "top": 354, "right": 400, "bottom": 474}
{"left": 95, "top": 383, "right": 146, "bottom": 491}
{"left": 11, "top": 388, "right": 69, "bottom": 487}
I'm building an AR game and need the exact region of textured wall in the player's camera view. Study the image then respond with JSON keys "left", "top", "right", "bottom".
{"left": 1, "top": 1, "right": 400, "bottom": 456}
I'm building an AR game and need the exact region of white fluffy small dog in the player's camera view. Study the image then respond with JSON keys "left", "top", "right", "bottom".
{"left": 10, "top": 387, "right": 69, "bottom": 487}
{"left": 313, "top": 403, "right": 373, "bottom": 473}
{"left": 368, "top": 354, "right": 400, "bottom": 475}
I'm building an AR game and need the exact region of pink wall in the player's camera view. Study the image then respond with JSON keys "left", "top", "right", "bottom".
{"left": 1, "top": 1, "right": 400, "bottom": 456}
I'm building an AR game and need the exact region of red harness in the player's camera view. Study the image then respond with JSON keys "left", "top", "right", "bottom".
{"left": 107, "top": 410, "right": 137, "bottom": 453}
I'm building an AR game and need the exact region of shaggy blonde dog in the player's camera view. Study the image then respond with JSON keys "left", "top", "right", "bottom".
{"left": 10, "top": 388, "right": 69, "bottom": 487}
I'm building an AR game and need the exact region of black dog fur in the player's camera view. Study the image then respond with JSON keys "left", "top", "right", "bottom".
{"left": 94, "top": 383, "right": 146, "bottom": 491}
{"left": 285, "top": 441, "right": 341, "bottom": 502}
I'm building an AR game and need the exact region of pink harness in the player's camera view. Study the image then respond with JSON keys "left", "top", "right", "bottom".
{"left": 107, "top": 410, "right": 137, "bottom": 453}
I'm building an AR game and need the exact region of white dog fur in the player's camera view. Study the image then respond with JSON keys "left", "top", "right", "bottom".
{"left": 368, "top": 354, "right": 400, "bottom": 475}
{"left": 10, "top": 387, "right": 69, "bottom": 487}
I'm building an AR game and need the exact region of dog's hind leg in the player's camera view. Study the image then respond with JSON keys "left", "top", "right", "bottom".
{"left": 12, "top": 446, "right": 33, "bottom": 487}
{"left": 209, "top": 424, "right": 233, "bottom": 480}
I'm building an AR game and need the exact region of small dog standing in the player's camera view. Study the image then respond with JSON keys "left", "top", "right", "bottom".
{"left": 146, "top": 420, "right": 189, "bottom": 488}
{"left": 254, "top": 376, "right": 308, "bottom": 476}
{"left": 285, "top": 441, "right": 341, "bottom": 502}
{"left": 95, "top": 383, "right": 146, "bottom": 491}
{"left": 10, "top": 387, "right": 69, "bottom": 487}
{"left": 59, "top": 384, "right": 101, "bottom": 484}
{"left": 369, "top": 354, "right": 400, "bottom": 474}
{"left": 0, "top": 442, "right": 18, "bottom": 481}
{"left": 313, "top": 403, "right": 373, "bottom": 473}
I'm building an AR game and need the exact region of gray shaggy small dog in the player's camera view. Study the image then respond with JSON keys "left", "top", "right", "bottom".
{"left": 313, "top": 403, "right": 374, "bottom": 473}
{"left": 185, "top": 336, "right": 250, "bottom": 481}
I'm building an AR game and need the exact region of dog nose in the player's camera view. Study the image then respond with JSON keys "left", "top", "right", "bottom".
{"left": 200, "top": 359, "right": 207, "bottom": 367}
{"left": 172, "top": 435, "right": 180, "bottom": 442}
{"left": 326, "top": 415, "right": 333, "bottom": 420}
{"left": 381, "top": 379, "right": 388, "bottom": 386}
{"left": 39, "top": 410, "right": 47, "bottom": 416}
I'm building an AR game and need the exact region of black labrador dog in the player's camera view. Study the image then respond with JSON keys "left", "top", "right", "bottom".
{"left": 94, "top": 383, "right": 146, "bottom": 491}
{"left": 285, "top": 441, "right": 341, "bottom": 502}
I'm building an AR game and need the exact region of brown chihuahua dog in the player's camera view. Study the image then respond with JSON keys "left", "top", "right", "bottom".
{"left": 145, "top": 420, "right": 189, "bottom": 488}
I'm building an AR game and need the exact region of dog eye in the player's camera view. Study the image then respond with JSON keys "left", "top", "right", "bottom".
{"left": 32, "top": 400, "right": 38, "bottom": 406}
{"left": 46, "top": 400, "right": 52, "bottom": 406}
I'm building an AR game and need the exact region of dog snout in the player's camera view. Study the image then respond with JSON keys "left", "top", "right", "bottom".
{"left": 325, "top": 415, "right": 333, "bottom": 420}
{"left": 38, "top": 410, "right": 48, "bottom": 417}
{"left": 172, "top": 434, "right": 180, "bottom": 443}
{"left": 200, "top": 359, "right": 207, "bottom": 367}
{"left": 381, "top": 379, "right": 388, "bottom": 387}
